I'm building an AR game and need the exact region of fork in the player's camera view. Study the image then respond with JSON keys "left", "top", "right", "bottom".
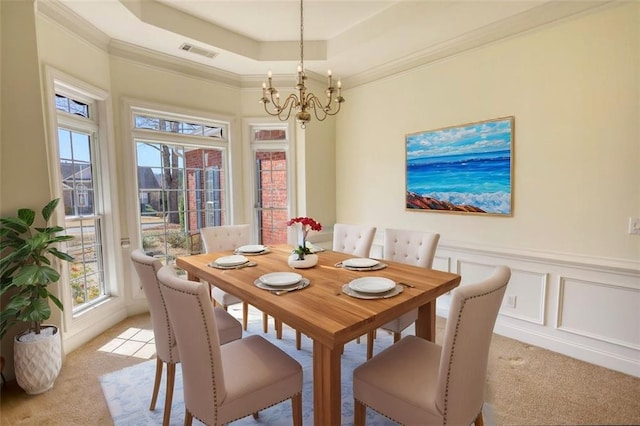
{"left": 398, "top": 282, "right": 415, "bottom": 288}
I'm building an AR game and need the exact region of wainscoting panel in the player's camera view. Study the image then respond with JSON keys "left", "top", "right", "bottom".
{"left": 502, "top": 269, "right": 547, "bottom": 325}
{"left": 557, "top": 277, "right": 640, "bottom": 350}
{"left": 433, "top": 240, "right": 640, "bottom": 377}
{"left": 326, "top": 232, "right": 640, "bottom": 377}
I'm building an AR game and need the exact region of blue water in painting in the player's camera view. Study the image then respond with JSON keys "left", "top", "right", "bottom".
{"left": 407, "top": 150, "right": 511, "bottom": 214}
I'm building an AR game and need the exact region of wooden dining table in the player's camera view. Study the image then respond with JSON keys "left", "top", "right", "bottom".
{"left": 177, "top": 244, "right": 461, "bottom": 426}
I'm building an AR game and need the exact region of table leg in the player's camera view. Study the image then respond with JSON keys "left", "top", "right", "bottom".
{"left": 312, "top": 341, "right": 342, "bottom": 426}
{"left": 415, "top": 300, "right": 436, "bottom": 342}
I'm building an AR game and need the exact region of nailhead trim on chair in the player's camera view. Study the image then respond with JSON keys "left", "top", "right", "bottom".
{"left": 441, "top": 281, "right": 508, "bottom": 426}
{"left": 131, "top": 257, "right": 179, "bottom": 364}
{"left": 160, "top": 281, "right": 221, "bottom": 421}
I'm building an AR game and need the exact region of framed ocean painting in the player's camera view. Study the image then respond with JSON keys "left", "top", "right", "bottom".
{"left": 405, "top": 116, "right": 514, "bottom": 216}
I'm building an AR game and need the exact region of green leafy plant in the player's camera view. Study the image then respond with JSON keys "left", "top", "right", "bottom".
{"left": 0, "top": 199, "right": 74, "bottom": 339}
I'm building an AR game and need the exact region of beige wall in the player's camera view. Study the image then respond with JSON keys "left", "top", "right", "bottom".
{"left": 1, "top": 0, "right": 637, "bottom": 377}
{"left": 335, "top": 3, "right": 639, "bottom": 263}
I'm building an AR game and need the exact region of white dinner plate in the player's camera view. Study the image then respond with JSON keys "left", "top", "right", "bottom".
{"left": 214, "top": 255, "right": 249, "bottom": 267}
{"left": 236, "top": 244, "right": 267, "bottom": 253}
{"left": 259, "top": 272, "right": 303, "bottom": 287}
{"left": 342, "top": 258, "right": 379, "bottom": 268}
{"left": 348, "top": 277, "right": 396, "bottom": 294}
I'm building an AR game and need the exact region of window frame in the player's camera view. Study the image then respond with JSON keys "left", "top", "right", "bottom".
{"left": 123, "top": 100, "right": 234, "bottom": 298}
{"left": 43, "top": 66, "right": 124, "bottom": 338}
{"left": 242, "top": 118, "right": 296, "bottom": 245}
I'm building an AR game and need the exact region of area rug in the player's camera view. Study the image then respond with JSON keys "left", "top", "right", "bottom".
{"left": 100, "top": 319, "right": 494, "bottom": 425}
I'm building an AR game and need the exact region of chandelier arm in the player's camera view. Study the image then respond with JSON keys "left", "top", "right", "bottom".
{"left": 306, "top": 94, "right": 330, "bottom": 122}
{"left": 263, "top": 94, "right": 299, "bottom": 121}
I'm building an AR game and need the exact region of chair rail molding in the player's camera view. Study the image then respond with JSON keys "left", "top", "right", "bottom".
{"left": 424, "top": 238, "right": 638, "bottom": 378}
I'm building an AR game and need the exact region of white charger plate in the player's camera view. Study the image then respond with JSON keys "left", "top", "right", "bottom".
{"left": 259, "top": 272, "right": 302, "bottom": 287}
{"left": 348, "top": 277, "right": 395, "bottom": 294}
{"left": 214, "top": 255, "right": 249, "bottom": 267}
{"left": 342, "top": 258, "right": 379, "bottom": 268}
{"left": 236, "top": 244, "right": 267, "bottom": 253}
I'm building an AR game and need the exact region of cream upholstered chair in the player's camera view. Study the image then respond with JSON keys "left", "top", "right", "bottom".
{"left": 200, "top": 224, "right": 269, "bottom": 332}
{"left": 332, "top": 223, "right": 377, "bottom": 258}
{"left": 130, "top": 249, "right": 242, "bottom": 426}
{"left": 157, "top": 265, "right": 303, "bottom": 426}
{"left": 364, "top": 228, "right": 440, "bottom": 359}
{"left": 353, "top": 266, "right": 511, "bottom": 426}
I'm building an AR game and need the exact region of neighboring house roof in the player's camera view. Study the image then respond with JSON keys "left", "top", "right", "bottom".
{"left": 60, "top": 161, "right": 92, "bottom": 184}
{"left": 137, "top": 166, "right": 161, "bottom": 189}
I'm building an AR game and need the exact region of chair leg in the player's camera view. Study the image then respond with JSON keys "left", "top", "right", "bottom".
{"left": 263, "top": 312, "right": 268, "bottom": 333}
{"left": 163, "top": 363, "right": 176, "bottom": 426}
{"left": 150, "top": 357, "right": 163, "bottom": 410}
{"left": 252, "top": 412, "right": 259, "bottom": 419}
{"left": 475, "top": 411, "right": 484, "bottom": 426}
{"left": 393, "top": 331, "right": 402, "bottom": 343}
{"left": 242, "top": 302, "right": 249, "bottom": 331}
{"left": 296, "top": 331, "right": 301, "bottom": 350}
{"left": 275, "top": 319, "right": 283, "bottom": 339}
{"left": 184, "top": 409, "right": 193, "bottom": 426}
{"left": 354, "top": 399, "right": 366, "bottom": 426}
{"left": 366, "top": 331, "right": 375, "bottom": 360}
{"left": 292, "top": 393, "right": 303, "bottom": 426}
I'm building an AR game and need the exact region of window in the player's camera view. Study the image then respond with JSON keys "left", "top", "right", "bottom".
{"left": 249, "top": 124, "right": 291, "bottom": 245}
{"left": 131, "top": 109, "right": 230, "bottom": 261}
{"left": 54, "top": 93, "right": 108, "bottom": 313}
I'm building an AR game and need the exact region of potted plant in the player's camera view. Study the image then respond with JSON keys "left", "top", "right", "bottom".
{"left": 0, "top": 198, "right": 74, "bottom": 394}
{"left": 286, "top": 216, "right": 322, "bottom": 268}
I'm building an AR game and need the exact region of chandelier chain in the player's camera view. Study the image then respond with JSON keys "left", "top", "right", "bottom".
{"left": 259, "top": 0, "right": 344, "bottom": 128}
{"left": 299, "top": 0, "right": 304, "bottom": 70}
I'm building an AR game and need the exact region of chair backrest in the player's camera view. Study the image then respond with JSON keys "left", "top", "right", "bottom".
{"left": 130, "top": 249, "right": 178, "bottom": 364}
{"left": 332, "top": 223, "right": 377, "bottom": 258}
{"left": 383, "top": 228, "right": 440, "bottom": 268}
{"left": 436, "top": 266, "right": 510, "bottom": 425}
{"left": 200, "top": 224, "right": 251, "bottom": 253}
{"left": 157, "top": 265, "right": 226, "bottom": 423}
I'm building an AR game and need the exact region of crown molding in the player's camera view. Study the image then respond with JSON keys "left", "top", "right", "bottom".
{"left": 344, "top": 0, "right": 616, "bottom": 89}
{"left": 109, "top": 39, "right": 241, "bottom": 88}
{"left": 38, "top": 0, "right": 110, "bottom": 51}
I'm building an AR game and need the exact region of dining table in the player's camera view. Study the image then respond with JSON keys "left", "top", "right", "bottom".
{"left": 176, "top": 244, "right": 461, "bottom": 426}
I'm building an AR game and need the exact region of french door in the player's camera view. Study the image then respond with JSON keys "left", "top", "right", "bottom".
{"left": 249, "top": 124, "right": 292, "bottom": 245}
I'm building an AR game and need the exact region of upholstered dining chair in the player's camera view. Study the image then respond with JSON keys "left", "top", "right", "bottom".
{"left": 364, "top": 228, "right": 440, "bottom": 359}
{"left": 353, "top": 265, "right": 511, "bottom": 426}
{"left": 157, "top": 265, "right": 303, "bottom": 426}
{"left": 130, "top": 249, "right": 242, "bottom": 426}
{"left": 200, "top": 224, "right": 270, "bottom": 333}
{"left": 332, "top": 223, "right": 377, "bottom": 258}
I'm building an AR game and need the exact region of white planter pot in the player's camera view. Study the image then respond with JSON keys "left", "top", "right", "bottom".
{"left": 288, "top": 253, "right": 318, "bottom": 269}
{"left": 14, "top": 325, "right": 62, "bottom": 395}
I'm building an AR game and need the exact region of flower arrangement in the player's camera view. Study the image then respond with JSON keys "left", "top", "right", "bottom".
{"left": 287, "top": 216, "right": 322, "bottom": 260}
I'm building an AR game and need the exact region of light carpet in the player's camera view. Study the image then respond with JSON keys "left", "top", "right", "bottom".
{"left": 100, "top": 320, "right": 494, "bottom": 425}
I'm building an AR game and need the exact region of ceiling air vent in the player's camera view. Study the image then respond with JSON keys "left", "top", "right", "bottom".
{"left": 179, "top": 43, "right": 217, "bottom": 59}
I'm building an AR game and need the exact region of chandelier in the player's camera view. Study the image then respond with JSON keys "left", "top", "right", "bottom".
{"left": 260, "top": 0, "right": 344, "bottom": 129}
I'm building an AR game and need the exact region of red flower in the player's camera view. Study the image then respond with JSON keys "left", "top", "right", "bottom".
{"left": 287, "top": 216, "right": 322, "bottom": 232}
{"left": 287, "top": 217, "right": 322, "bottom": 259}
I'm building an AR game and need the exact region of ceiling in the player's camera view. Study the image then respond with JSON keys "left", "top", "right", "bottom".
{"left": 52, "top": 0, "right": 612, "bottom": 85}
